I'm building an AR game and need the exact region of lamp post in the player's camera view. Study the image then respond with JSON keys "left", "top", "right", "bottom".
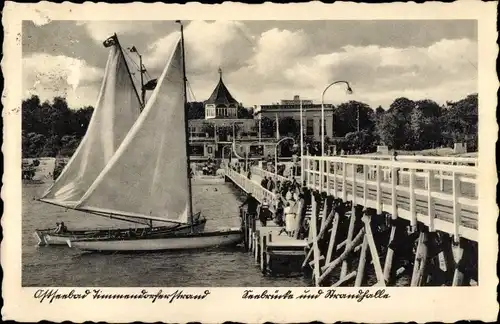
{"left": 275, "top": 136, "right": 295, "bottom": 180}
{"left": 321, "top": 80, "right": 353, "bottom": 156}
{"left": 299, "top": 99, "right": 304, "bottom": 184}
{"left": 222, "top": 145, "right": 231, "bottom": 162}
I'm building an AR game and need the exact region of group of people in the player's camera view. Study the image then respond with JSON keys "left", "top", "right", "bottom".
{"left": 53, "top": 222, "right": 68, "bottom": 234}
{"left": 239, "top": 176, "right": 304, "bottom": 237}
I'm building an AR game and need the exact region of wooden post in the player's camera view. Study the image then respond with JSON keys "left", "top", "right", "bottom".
{"left": 342, "top": 162, "right": 347, "bottom": 201}
{"left": 363, "top": 165, "right": 368, "bottom": 207}
{"left": 254, "top": 230, "right": 260, "bottom": 263}
{"left": 452, "top": 171, "right": 462, "bottom": 243}
{"left": 354, "top": 236, "right": 368, "bottom": 286}
{"left": 319, "top": 228, "right": 365, "bottom": 284}
{"left": 427, "top": 170, "right": 435, "bottom": 233}
{"left": 325, "top": 208, "right": 340, "bottom": 264}
{"left": 242, "top": 209, "right": 249, "bottom": 251}
{"left": 411, "top": 231, "right": 429, "bottom": 286}
{"left": 409, "top": 169, "right": 417, "bottom": 231}
{"left": 333, "top": 161, "right": 338, "bottom": 197}
{"left": 452, "top": 237, "right": 467, "bottom": 286}
{"left": 310, "top": 198, "right": 321, "bottom": 286}
{"left": 261, "top": 235, "right": 267, "bottom": 274}
{"left": 376, "top": 164, "right": 382, "bottom": 214}
{"left": 341, "top": 202, "right": 356, "bottom": 278}
{"left": 302, "top": 207, "right": 335, "bottom": 269}
{"left": 362, "top": 211, "right": 386, "bottom": 286}
{"left": 391, "top": 167, "right": 398, "bottom": 218}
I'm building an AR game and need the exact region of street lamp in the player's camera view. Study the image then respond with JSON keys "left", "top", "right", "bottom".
{"left": 321, "top": 81, "right": 353, "bottom": 156}
{"left": 275, "top": 136, "right": 295, "bottom": 180}
{"left": 221, "top": 145, "right": 231, "bottom": 162}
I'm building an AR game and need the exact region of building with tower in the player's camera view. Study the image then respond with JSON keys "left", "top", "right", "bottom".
{"left": 204, "top": 68, "right": 239, "bottom": 119}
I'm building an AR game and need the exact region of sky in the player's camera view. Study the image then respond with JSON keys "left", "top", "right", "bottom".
{"left": 22, "top": 20, "right": 478, "bottom": 109}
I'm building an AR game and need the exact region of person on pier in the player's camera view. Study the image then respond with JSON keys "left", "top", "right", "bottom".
{"left": 258, "top": 198, "right": 271, "bottom": 227}
{"left": 275, "top": 198, "right": 284, "bottom": 226}
{"left": 239, "top": 193, "right": 259, "bottom": 221}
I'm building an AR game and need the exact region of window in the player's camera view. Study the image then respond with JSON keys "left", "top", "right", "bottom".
{"left": 306, "top": 119, "right": 314, "bottom": 136}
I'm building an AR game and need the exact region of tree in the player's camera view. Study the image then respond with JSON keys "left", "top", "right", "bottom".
{"left": 345, "top": 130, "right": 377, "bottom": 154}
{"left": 411, "top": 99, "right": 444, "bottom": 149}
{"left": 377, "top": 97, "right": 416, "bottom": 149}
{"left": 260, "top": 117, "right": 276, "bottom": 138}
{"left": 279, "top": 117, "right": 300, "bottom": 137}
{"left": 333, "top": 101, "right": 375, "bottom": 137}
{"left": 441, "top": 94, "right": 478, "bottom": 151}
{"left": 187, "top": 102, "right": 205, "bottom": 119}
{"left": 237, "top": 106, "right": 253, "bottom": 119}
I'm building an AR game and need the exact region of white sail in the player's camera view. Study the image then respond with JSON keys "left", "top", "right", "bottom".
{"left": 40, "top": 44, "right": 141, "bottom": 208}
{"left": 76, "top": 35, "right": 190, "bottom": 224}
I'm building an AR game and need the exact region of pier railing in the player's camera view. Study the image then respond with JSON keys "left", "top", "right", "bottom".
{"left": 303, "top": 155, "right": 478, "bottom": 242}
{"left": 250, "top": 166, "right": 291, "bottom": 183}
{"left": 225, "top": 167, "right": 278, "bottom": 211}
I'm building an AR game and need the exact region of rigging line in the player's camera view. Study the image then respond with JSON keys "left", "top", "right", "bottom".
{"left": 186, "top": 80, "right": 197, "bottom": 101}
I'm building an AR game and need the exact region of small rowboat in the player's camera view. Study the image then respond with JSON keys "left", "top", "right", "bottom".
{"left": 67, "top": 227, "right": 243, "bottom": 252}
{"left": 35, "top": 218, "right": 207, "bottom": 246}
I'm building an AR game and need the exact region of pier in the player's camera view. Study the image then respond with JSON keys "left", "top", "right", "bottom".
{"left": 225, "top": 154, "right": 478, "bottom": 287}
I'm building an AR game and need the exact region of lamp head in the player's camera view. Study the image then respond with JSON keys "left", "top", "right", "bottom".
{"left": 346, "top": 85, "right": 353, "bottom": 94}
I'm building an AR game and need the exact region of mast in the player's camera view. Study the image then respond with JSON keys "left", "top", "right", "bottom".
{"left": 139, "top": 54, "right": 146, "bottom": 106}
{"left": 177, "top": 20, "right": 195, "bottom": 229}
{"left": 114, "top": 34, "right": 143, "bottom": 112}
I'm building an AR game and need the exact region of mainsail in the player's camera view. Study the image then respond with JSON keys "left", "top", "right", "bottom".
{"left": 40, "top": 41, "right": 141, "bottom": 208}
{"left": 76, "top": 35, "right": 190, "bottom": 225}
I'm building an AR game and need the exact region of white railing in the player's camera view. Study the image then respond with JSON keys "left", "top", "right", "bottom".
{"left": 342, "top": 154, "right": 476, "bottom": 187}
{"left": 345, "top": 154, "right": 477, "bottom": 166}
{"left": 250, "top": 166, "right": 290, "bottom": 183}
{"left": 225, "top": 167, "right": 278, "bottom": 211}
{"left": 303, "top": 155, "right": 478, "bottom": 242}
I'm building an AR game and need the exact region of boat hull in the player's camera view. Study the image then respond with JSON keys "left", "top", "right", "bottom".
{"left": 67, "top": 228, "right": 243, "bottom": 252}
{"left": 35, "top": 219, "right": 207, "bottom": 246}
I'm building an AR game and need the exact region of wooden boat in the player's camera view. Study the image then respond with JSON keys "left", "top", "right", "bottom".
{"left": 35, "top": 33, "right": 206, "bottom": 245}
{"left": 66, "top": 22, "right": 243, "bottom": 252}
{"left": 68, "top": 228, "right": 242, "bottom": 252}
{"left": 35, "top": 216, "right": 207, "bottom": 246}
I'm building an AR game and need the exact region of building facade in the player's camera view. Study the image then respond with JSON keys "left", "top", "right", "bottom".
{"left": 258, "top": 95, "right": 334, "bottom": 141}
{"left": 188, "top": 69, "right": 276, "bottom": 160}
{"left": 204, "top": 68, "right": 239, "bottom": 119}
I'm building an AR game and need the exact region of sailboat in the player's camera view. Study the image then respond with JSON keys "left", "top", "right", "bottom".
{"left": 35, "top": 33, "right": 206, "bottom": 246}
{"left": 65, "top": 21, "right": 243, "bottom": 252}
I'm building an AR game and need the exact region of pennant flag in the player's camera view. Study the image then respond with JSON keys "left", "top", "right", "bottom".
{"left": 129, "top": 46, "right": 138, "bottom": 53}
{"left": 143, "top": 78, "right": 158, "bottom": 91}
{"left": 103, "top": 35, "right": 118, "bottom": 48}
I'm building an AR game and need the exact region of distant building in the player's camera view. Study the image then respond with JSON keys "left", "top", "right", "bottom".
{"left": 258, "top": 95, "right": 334, "bottom": 141}
{"left": 187, "top": 69, "right": 277, "bottom": 160}
{"left": 204, "top": 68, "right": 239, "bottom": 119}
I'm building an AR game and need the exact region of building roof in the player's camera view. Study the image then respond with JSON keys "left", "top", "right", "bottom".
{"left": 205, "top": 69, "right": 239, "bottom": 106}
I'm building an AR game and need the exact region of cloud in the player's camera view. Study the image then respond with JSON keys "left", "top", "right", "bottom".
{"left": 231, "top": 37, "right": 478, "bottom": 107}
{"left": 23, "top": 53, "right": 103, "bottom": 108}
{"left": 77, "top": 21, "right": 158, "bottom": 43}
{"left": 24, "top": 20, "right": 477, "bottom": 110}
{"left": 145, "top": 21, "right": 254, "bottom": 75}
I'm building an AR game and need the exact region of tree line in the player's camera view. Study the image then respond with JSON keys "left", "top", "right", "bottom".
{"left": 22, "top": 93, "right": 477, "bottom": 158}
{"left": 260, "top": 94, "right": 478, "bottom": 154}
{"left": 21, "top": 96, "right": 255, "bottom": 158}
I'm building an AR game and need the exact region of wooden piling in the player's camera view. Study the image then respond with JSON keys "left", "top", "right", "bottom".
{"left": 261, "top": 234, "right": 267, "bottom": 274}
{"left": 354, "top": 236, "right": 369, "bottom": 286}
{"left": 411, "top": 230, "right": 429, "bottom": 286}
{"left": 318, "top": 228, "right": 365, "bottom": 284}
{"left": 362, "top": 210, "right": 386, "bottom": 286}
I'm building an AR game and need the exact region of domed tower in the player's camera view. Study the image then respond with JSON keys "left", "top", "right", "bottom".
{"left": 204, "top": 68, "right": 239, "bottom": 119}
